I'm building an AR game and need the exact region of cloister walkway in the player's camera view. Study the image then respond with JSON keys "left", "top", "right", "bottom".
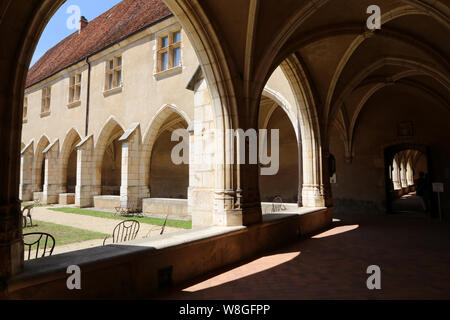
{"left": 155, "top": 213, "right": 450, "bottom": 300}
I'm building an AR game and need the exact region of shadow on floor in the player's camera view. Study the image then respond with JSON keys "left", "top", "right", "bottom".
{"left": 153, "top": 212, "right": 450, "bottom": 300}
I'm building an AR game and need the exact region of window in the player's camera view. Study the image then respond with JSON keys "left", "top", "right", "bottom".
{"left": 105, "top": 56, "right": 122, "bottom": 91}
{"left": 23, "top": 96, "right": 28, "bottom": 120}
{"left": 157, "top": 29, "right": 182, "bottom": 73}
{"left": 69, "top": 73, "right": 82, "bottom": 103}
{"left": 41, "top": 86, "right": 51, "bottom": 114}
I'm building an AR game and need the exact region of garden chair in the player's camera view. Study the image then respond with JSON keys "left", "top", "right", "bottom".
{"left": 23, "top": 232, "right": 55, "bottom": 260}
{"left": 272, "top": 196, "right": 287, "bottom": 213}
{"left": 114, "top": 200, "right": 143, "bottom": 217}
{"left": 103, "top": 219, "right": 140, "bottom": 245}
{"left": 144, "top": 214, "right": 169, "bottom": 238}
{"left": 22, "top": 204, "right": 34, "bottom": 228}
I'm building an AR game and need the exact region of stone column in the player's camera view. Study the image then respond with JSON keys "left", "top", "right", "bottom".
{"left": 19, "top": 142, "right": 34, "bottom": 201}
{"left": 42, "top": 140, "right": 62, "bottom": 204}
{"left": 75, "top": 136, "right": 100, "bottom": 207}
{"left": 400, "top": 162, "right": 408, "bottom": 189}
{"left": 119, "top": 124, "right": 142, "bottom": 209}
{"left": 407, "top": 161, "right": 414, "bottom": 186}
{"left": 188, "top": 69, "right": 263, "bottom": 227}
{"left": 187, "top": 76, "right": 217, "bottom": 226}
{"left": 301, "top": 134, "right": 326, "bottom": 208}
{"left": 392, "top": 160, "right": 401, "bottom": 190}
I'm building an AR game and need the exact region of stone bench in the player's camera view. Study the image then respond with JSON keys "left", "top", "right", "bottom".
{"left": 142, "top": 198, "right": 189, "bottom": 220}
{"left": 33, "top": 192, "right": 44, "bottom": 203}
{"left": 93, "top": 195, "right": 121, "bottom": 211}
{"left": 58, "top": 193, "right": 75, "bottom": 205}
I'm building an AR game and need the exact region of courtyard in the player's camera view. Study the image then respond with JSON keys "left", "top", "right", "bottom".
{"left": 22, "top": 204, "right": 189, "bottom": 256}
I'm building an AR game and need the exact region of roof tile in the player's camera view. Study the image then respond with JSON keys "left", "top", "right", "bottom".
{"left": 27, "top": 0, "right": 172, "bottom": 88}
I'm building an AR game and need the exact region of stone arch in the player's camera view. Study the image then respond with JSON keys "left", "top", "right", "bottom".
{"left": 258, "top": 94, "right": 299, "bottom": 204}
{"left": 280, "top": 54, "right": 327, "bottom": 207}
{"left": 32, "top": 134, "right": 50, "bottom": 193}
{"left": 330, "top": 57, "right": 450, "bottom": 128}
{"left": 162, "top": 1, "right": 250, "bottom": 225}
{"left": 94, "top": 117, "right": 125, "bottom": 195}
{"left": 261, "top": 88, "right": 300, "bottom": 142}
{"left": 324, "top": 5, "right": 449, "bottom": 119}
{"left": 60, "top": 128, "right": 82, "bottom": 194}
{"left": 141, "top": 104, "right": 190, "bottom": 196}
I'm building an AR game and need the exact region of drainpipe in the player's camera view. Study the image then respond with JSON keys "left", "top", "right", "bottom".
{"left": 85, "top": 57, "right": 91, "bottom": 137}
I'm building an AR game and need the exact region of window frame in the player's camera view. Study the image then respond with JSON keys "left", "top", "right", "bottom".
{"left": 156, "top": 28, "right": 182, "bottom": 74}
{"left": 105, "top": 55, "right": 123, "bottom": 92}
{"left": 41, "top": 86, "right": 51, "bottom": 115}
{"left": 69, "top": 72, "right": 82, "bottom": 104}
{"left": 23, "top": 96, "right": 28, "bottom": 121}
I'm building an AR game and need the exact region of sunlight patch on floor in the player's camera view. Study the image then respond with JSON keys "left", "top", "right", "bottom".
{"left": 312, "top": 224, "right": 359, "bottom": 239}
{"left": 182, "top": 251, "right": 300, "bottom": 292}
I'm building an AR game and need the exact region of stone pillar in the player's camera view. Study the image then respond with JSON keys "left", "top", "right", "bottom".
{"left": 322, "top": 150, "right": 334, "bottom": 207}
{"left": 400, "top": 162, "right": 408, "bottom": 189}
{"left": 188, "top": 69, "right": 263, "bottom": 227}
{"left": 301, "top": 134, "right": 326, "bottom": 207}
{"left": 392, "top": 160, "right": 401, "bottom": 190}
{"left": 407, "top": 161, "right": 414, "bottom": 186}
{"left": 119, "top": 124, "right": 142, "bottom": 209}
{"left": 42, "top": 140, "right": 62, "bottom": 204}
{"left": 0, "top": 203, "right": 23, "bottom": 279}
{"left": 75, "top": 136, "right": 100, "bottom": 207}
{"left": 188, "top": 76, "right": 217, "bottom": 226}
{"left": 19, "top": 142, "right": 34, "bottom": 201}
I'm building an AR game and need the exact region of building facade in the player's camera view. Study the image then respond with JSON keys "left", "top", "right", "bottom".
{"left": 20, "top": 1, "right": 304, "bottom": 225}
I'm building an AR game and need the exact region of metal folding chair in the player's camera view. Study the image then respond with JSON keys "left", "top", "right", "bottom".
{"left": 144, "top": 214, "right": 169, "bottom": 238}
{"left": 22, "top": 205, "right": 34, "bottom": 228}
{"left": 103, "top": 219, "right": 140, "bottom": 245}
{"left": 23, "top": 232, "right": 55, "bottom": 260}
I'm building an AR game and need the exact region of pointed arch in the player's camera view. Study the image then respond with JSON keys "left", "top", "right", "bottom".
{"left": 329, "top": 57, "right": 450, "bottom": 137}
{"left": 94, "top": 117, "right": 126, "bottom": 190}
{"left": 140, "top": 104, "right": 190, "bottom": 191}
{"left": 60, "top": 128, "right": 82, "bottom": 193}
{"left": 32, "top": 134, "right": 50, "bottom": 192}
{"left": 280, "top": 54, "right": 327, "bottom": 207}
{"left": 261, "top": 88, "right": 300, "bottom": 142}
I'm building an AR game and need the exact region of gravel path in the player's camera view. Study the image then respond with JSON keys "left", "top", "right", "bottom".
{"left": 29, "top": 206, "right": 183, "bottom": 256}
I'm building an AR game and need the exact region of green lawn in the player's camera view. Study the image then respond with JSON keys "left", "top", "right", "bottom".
{"left": 23, "top": 220, "right": 108, "bottom": 248}
{"left": 49, "top": 207, "right": 192, "bottom": 229}
{"left": 22, "top": 201, "right": 53, "bottom": 208}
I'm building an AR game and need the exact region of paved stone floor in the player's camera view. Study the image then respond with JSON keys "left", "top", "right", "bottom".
{"left": 392, "top": 192, "right": 427, "bottom": 214}
{"left": 156, "top": 212, "right": 450, "bottom": 300}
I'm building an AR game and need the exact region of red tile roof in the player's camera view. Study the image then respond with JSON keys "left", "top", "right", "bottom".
{"left": 26, "top": 0, "right": 172, "bottom": 88}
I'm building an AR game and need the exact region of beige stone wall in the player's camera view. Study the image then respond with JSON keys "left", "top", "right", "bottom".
{"left": 21, "top": 17, "right": 198, "bottom": 208}
{"left": 259, "top": 107, "right": 298, "bottom": 203}
{"left": 150, "top": 130, "right": 189, "bottom": 199}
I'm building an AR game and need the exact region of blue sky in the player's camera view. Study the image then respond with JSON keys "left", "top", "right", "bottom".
{"left": 30, "top": 0, "right": 123, "bottom": 67}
